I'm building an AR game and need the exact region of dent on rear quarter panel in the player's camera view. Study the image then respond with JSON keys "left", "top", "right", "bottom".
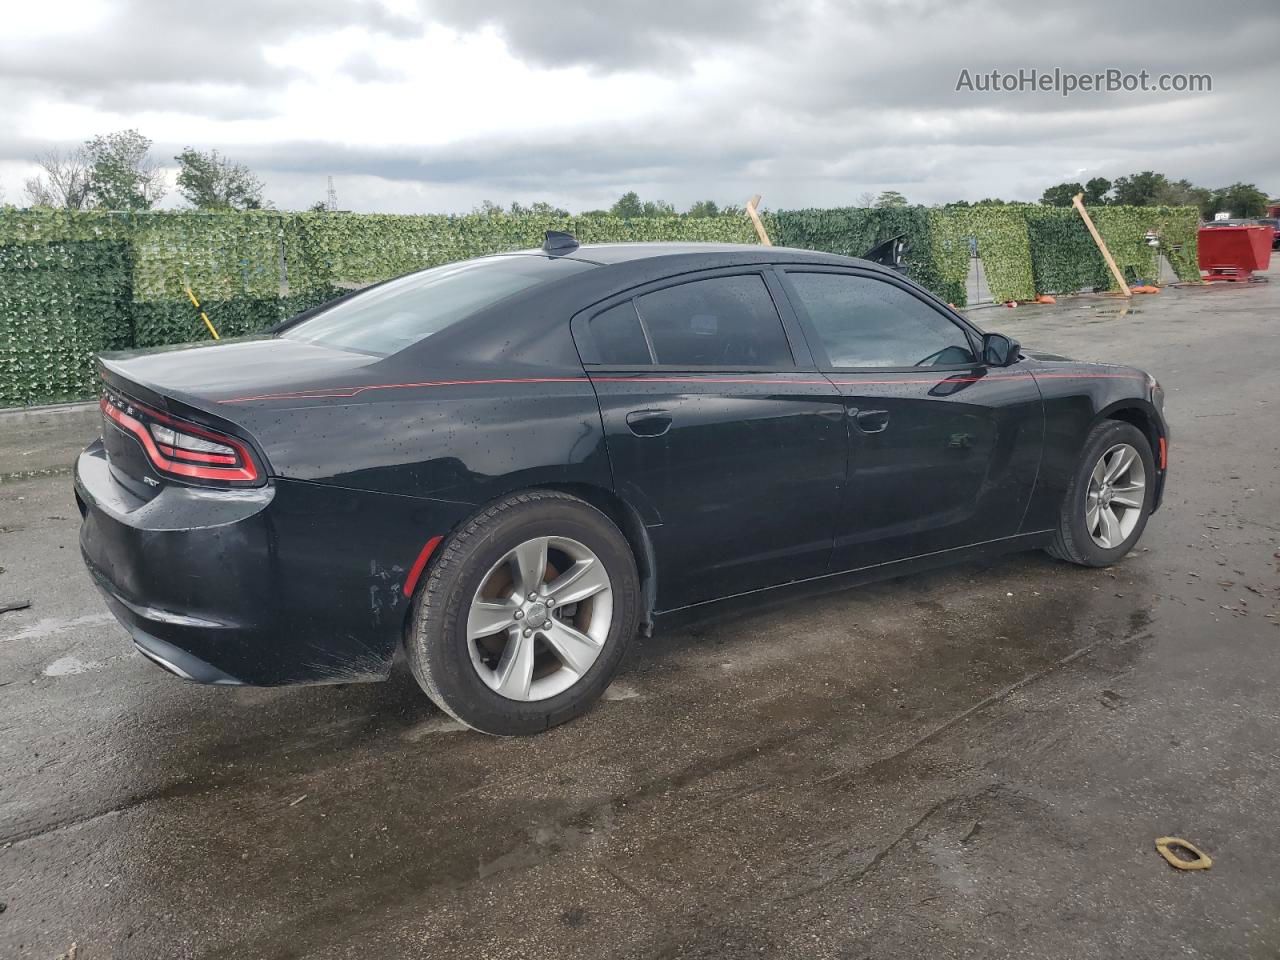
{"left": 262, "top": 478, "right": 477, "bottom": 682}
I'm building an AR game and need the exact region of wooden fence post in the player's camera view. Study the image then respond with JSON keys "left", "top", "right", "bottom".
{"left": 1072, "top": 193, "right": 1131, "bottom": 297}
{"left": 746, "top": 194, "right": 773, "bottom": 246}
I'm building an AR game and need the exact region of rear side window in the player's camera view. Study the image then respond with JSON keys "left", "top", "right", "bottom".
{"left": 788, "top": 272, "right": 976, "bottom": 368}
{"left": 634, "top": 275, "right": 794, "bottom": 368}
{"left": 282, "top": 255, "right": 593, "bottom": 357}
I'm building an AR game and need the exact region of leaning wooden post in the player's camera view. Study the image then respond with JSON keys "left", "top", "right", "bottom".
{"left": 746, "top": 194, "right": 773, "bottom": 246}
{"left": 1072, "top": 192, "right": 1130, "bottom": 297}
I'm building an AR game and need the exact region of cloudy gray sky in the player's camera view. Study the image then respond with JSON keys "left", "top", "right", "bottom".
{"left": 2, "top": 0, "right": 1276, "bottom": 213}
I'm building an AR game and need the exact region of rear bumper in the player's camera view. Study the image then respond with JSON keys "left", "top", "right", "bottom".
{"left": 85, "top": 562, "right": 245, "bottom": 685}
{"left": 75, "top": 439, "right": 469, "bottom": 686}
{"left": 77, "top": 439, "right": 286, "bottom": 684}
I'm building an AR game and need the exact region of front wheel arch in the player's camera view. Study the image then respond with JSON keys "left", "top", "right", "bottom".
{"left": 1095, "top": 402, "right": 1161, "bottom": 457}
{"left": 1047, "top": 419, "right": 1156, "bottom": 567}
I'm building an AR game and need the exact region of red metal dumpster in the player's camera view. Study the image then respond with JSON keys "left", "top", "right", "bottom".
{"left": 1198, "top": 225, "right": 1272, "bottom": 282}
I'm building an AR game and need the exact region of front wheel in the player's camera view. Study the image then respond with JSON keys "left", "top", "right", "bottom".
{"left": 1047, "top": 420, "right": 1155, "bottom": 567}
{"left": 406, "top": 490, "right": 640, "bottom": 735}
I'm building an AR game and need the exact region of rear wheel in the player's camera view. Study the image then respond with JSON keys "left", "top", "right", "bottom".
{"left": 406, "top": 490, "right": 640, "bottom": 735}
{"left": 1047, "top": 420, "right": 1155, "bottom": 567}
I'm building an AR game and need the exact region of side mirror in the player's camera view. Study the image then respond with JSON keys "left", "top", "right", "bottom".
{"left": 982, "top": 332, "right": 1021, "bottom": 367}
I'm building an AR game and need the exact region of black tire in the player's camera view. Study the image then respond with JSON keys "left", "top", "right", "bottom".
{"left": 1046, "top": 419, "right": 1155, "bottom": 567}
{"left": 406, "top": 490, "right": 640, "bottom": 736}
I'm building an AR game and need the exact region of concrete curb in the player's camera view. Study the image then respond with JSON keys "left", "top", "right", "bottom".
{"left": 0, "top": 401, "right": 97, "bottom": 421}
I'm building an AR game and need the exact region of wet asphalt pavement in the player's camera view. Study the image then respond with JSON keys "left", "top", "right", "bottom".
{"left": 2, "top": 273, "right": 1279, "bottom": 959}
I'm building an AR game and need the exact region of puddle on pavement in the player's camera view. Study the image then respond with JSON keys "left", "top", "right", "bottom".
{"left": 1082, "top": 305, "right": 1144, "bottom": 323}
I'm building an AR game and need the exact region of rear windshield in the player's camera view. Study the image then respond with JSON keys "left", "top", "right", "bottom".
{"left": 281, "top": 255, "right": 593, "bottom": 356}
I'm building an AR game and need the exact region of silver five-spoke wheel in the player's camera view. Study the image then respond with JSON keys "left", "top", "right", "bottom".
{"left": 466, "top": 535, "right": 613, "bottom": 701}
{"left": 1086, "top": 442, "right": 1146, "bottom": 549}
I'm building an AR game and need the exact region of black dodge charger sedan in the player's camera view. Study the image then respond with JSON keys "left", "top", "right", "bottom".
{"left": 76, "top": 235, "right": 1168, "bottom": 734}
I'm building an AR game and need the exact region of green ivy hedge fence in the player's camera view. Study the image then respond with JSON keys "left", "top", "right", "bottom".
{"left": 0, "top": 204, "right": 1199, "bottom": 406}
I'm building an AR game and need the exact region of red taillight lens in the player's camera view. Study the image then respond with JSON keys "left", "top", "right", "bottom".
{"left": 100, "top": 394, "right": 261, "bottom": 485}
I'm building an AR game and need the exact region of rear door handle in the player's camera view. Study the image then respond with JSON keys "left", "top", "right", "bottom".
{"left": 852, "top": 408, "right": 890, "bottom": 434}
{"left": 625, "top": 409, "right": 672, "bottom": 438}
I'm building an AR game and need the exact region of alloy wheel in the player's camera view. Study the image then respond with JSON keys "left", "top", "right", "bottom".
{"left": 466, "top": 536, "right": 614, "bottom": 701}
{"left": 1086, "top": 442, "right": 1146, "bottom": 549}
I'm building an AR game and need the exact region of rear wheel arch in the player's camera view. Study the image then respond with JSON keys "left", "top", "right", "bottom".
{"left": 400, "top": 482, "right": 657, "bottom": 642}
{"left": 538, "top": 482, "right": 657, "bottom": 636}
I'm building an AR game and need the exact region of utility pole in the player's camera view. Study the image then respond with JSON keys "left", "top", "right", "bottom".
{"left": 326, "top": 176, "right": 338, "bottom": 213}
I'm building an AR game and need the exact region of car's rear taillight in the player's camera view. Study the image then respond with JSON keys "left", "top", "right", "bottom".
{"left": 100, "top": 394, "right": 262, "bottom": 485}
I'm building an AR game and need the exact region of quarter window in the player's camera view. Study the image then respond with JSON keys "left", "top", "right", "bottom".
{"left": 634, "top": 275, "right": 794, "bottom": 368}
{"left": 788, "top": 273, "right": 976, "bottom": 368}
{"left": 589, "top": 301, "right": 652, "bottom": 365}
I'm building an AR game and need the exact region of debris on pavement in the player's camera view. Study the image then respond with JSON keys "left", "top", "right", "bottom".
{"left": 1155, "top": 836, "right": 1213, "bottom": 871}
{"left": 0, "top": 599, "right": 31, "bottom": 615}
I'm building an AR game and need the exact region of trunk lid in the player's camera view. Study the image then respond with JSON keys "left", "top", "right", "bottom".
{"left": 98, "top": 336, "right": 380, "bottom": 407}
{"left": 97, "top": 336, "right": 380, "bottom": 495}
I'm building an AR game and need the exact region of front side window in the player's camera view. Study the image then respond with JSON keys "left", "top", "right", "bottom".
{"left": 283, "top": 255, "right": 593, "bottom": 357}
{"left": 788, "top": 272, "right": 976, "bottom": 369}
{"left": 634, "top": 275, "right": 794, "bottom": 368}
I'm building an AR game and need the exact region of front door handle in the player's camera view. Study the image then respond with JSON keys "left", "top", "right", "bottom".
{"left": 852, "top": 408, "right": 890, "bottom": 434}
{"left": 625, "top": 409, "right": 672, "bottom": 438}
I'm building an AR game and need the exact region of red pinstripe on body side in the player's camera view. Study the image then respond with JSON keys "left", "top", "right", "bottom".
{"left": 216, "top": 371, "right": 1146, "bottom": 403}
{"left": 592, "top": 373, "right": 1145, "bottom": 387}
{"left": 217, "top": 377, "right": 590, "bottom": 404}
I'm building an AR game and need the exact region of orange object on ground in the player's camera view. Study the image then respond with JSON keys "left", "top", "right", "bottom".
{"left": 1131, "top": 285, "right": 1160, "bottom": 294}
{"left": 1199, "top": 225, "right": 1272, "bottom": 282}
{"left": 1035, "top": 294, "right": 1056, "bottom": 304}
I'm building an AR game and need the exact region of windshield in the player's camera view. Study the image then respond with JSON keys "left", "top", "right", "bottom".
{"left": 282, "top": 255, "right": 593, "bottom": 356}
